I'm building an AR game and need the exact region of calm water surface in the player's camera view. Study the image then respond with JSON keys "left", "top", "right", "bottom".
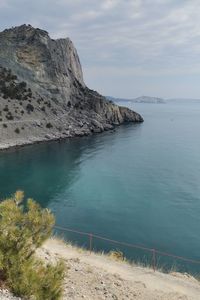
{"left": 0, "top": 101, "right": 200, "bottom": 273}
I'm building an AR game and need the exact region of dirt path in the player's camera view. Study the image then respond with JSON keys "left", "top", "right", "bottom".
{"left": 38, "top": 239, "right": 200, "bottom": 300}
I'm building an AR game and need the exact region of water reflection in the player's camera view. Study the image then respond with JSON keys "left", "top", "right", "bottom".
{"left": 0, "top": 138, "right": 88, "bottom": 206}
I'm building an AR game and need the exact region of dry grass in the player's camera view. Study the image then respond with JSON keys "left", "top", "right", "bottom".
{"left": 50, "top": 235, "right": 200, "bottom": 282}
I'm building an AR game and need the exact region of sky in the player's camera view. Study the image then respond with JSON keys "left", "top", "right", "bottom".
{"left": 0, "top": 0, "right": 200, "bottom": 98}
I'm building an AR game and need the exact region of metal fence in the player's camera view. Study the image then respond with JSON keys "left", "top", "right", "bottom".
{"left": 54, "top": 225, "right": 200, "bottom": 274}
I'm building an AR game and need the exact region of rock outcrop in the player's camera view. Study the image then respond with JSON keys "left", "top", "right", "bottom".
{"left": 0, "top": 25, "right": 143, "bottom": 150}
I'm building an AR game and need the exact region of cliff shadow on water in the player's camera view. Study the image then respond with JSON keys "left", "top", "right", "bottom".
{"left": 0, "top": 128, "right": 115, "bottom": 204}
{"left": 0, "top": 122, "right": 143, "bottom": 206}
{"left": 0, "top": 138, "right": 86, "bottom": 207}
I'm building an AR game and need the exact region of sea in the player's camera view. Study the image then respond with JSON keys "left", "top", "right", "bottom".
{"left": 0, "top": 100, "right": 199, "bottom": 275}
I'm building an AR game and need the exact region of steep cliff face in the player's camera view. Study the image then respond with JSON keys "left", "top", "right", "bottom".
{"left": 0, "top": 25, "right": 85, "bottom": 101}
{"left": 0, "top": 25, "right": 143, "bottom": 149}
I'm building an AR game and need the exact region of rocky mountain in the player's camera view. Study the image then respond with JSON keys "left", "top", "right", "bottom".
{"left": 0, "top": 24, "right": 143, "bottom": 150}
{"left": 107, "top": 96, "right": 165, "bottom": 104}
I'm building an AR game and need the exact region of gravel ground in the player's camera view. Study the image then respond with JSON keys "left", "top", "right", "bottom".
{"left": 0, "top": 289, "right": 21, "bottom": 300}
{"left": 37, "top": 238, "right": 200, "bottom": 300}
{"left": 1, "top": 238, "right": 200, "bottom": 300}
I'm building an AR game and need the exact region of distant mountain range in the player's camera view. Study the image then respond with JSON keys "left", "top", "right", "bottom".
{"left": 107, "top": 96, "right": 200, "bottom": 104}
{"left": 106, "top": 96, "right": 165, "bottom": 104}
{"left": 167, "top": 98, "right": 200, "bottom": 102}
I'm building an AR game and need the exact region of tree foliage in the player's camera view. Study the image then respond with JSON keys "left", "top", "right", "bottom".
{"left": 0, "top": 191, "right": 65, "bottom": 299}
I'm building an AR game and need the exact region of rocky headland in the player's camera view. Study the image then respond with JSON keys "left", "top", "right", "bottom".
{"left": 0, "top": 24, "right": 143, "bottom": 150}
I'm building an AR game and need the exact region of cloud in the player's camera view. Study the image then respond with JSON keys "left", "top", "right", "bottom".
{"left": 101, "top": 0, "right": 120, "bottom": 10}
{"left": 0, "top": 0, "right": 200, "bottom": 97}
{"left": 69, "top": 10, "right": 101, "bottom": 23}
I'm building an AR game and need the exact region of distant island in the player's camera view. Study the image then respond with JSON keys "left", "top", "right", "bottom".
{"left": 108, "top": 96, "right": 200, "bottom": 104}
{"left": 107, "top": 96, "right": 165, "bottom": 104}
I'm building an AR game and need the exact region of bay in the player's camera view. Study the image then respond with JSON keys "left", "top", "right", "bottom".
{"left": 0, "top": 101, "right": 200, "bottom": 274}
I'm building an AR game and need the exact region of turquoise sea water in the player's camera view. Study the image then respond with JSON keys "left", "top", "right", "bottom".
{"left": 0, "top": 101, "right": 200, "bottom": 273}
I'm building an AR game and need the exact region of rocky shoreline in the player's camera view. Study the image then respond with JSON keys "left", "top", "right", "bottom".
{"left": 0, "top": 124, "right": 119, "bottom": 152}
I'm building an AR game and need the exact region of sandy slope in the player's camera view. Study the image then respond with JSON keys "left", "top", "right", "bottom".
{"left": 37, "top": 239, "right": 200, "bottom": 300}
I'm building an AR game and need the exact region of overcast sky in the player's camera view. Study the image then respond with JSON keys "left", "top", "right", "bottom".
{"left": 1, "top": 0, "right": 200, "bottom": 98}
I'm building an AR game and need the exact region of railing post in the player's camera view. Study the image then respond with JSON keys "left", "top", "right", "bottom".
{"left": 89, "top": 233, "right": 93, "bottom": 254}
{"left": 152, "top": 249, "right": 156, "bottom": 272}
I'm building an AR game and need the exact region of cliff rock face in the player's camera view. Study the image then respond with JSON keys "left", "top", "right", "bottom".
{"left": 0, "top": 25, "right": 143, "bottom": 149}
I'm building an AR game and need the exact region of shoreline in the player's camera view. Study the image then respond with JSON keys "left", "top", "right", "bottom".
{"left": 0, "top": 135, "right": 74, "bottom": 153}
{"left": 0, "top": 121, "right": 143, "bottom": 153}
{"left": 0, "top": 127, "right": 117, "bottom": 153}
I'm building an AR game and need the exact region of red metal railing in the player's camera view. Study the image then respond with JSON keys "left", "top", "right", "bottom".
{"left": 54, "top": 225, "right": 200, "bottom": 273}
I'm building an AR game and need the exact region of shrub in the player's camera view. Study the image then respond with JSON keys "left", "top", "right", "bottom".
{"left": 74, "top": 103, "right": 79, "bottom": 109}
{"left": 52, "top": 109, "right": 57, "bottom": 115}
{"left": 0, "top": 67, "right": 31, "bottom": 100}
{"left": 26, "top": 103, "right": 34, "bottom": 113}
{"left": 3, "top": 106, "right": 9, "bottom": 112}
{"left": 16, "top": 94, "right": 22, "bottom": 100}
{"left": 18, "top": 81, "right": 27, "bottom": 89}
{"left": 27, "top": 92, "right": 32, "bottom": 98}
{"left": 46, "top": 122, "right": 53, "bottom": 129}
{"left": 0, "top": 191, "right": 64, "bottom": 299}
{"left": 14, "top": 128, "right": 20, "bottom": 134}
{"left": 6, "top": 113, "right": 14, "bottom": 120}
{"left": 7, "top": 256, "right": 64, "bottom": 300}
{"left": 109, "top": 250, "right": 125, "bottom": 261}
{"left": 44, "top": 101, "right": 51, "bottom": 108}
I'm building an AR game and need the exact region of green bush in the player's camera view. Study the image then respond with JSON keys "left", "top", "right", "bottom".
{"left": 46, "top": 122, "right": 53, "bottom": 129}
{"left": 6, "top": 113, "right": 14, "bottom": 120}
{"left": 14, "top": 128, "right": 20, "bottom": 134}
{"left": 0, "top": 191, "right": 65, "bottom": 299}
{"left": 7, "top": 256, "right": 64, "bottom": 300}
{"left": 26, "top": 103, "right": 34, "bottom": 113}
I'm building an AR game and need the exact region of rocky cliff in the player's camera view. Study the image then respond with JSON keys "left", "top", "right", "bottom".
{"left": 0, "top": 25, "right": 143, "bottom": 150}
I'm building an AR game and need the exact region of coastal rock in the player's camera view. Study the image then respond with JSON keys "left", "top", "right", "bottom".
{"left": 0, "top": 24, "right": 143, "bottom": 150}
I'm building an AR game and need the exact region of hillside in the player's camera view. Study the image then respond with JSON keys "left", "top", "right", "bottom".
{"left": 0, "top": 25, "right": 143, "bottom": 150}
